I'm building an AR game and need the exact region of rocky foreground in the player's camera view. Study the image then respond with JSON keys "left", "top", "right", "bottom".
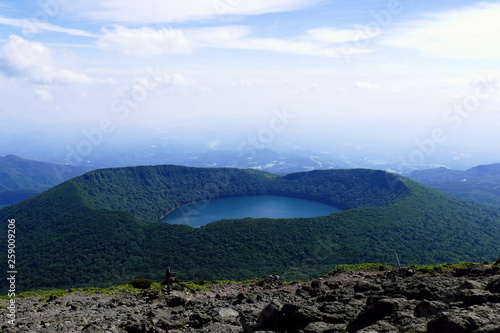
{"left": 2, "top": 263, "right": 500, "bottom": 333}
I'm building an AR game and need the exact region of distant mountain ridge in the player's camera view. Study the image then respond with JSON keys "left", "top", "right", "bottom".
{"left": 0, "top": 154, "right": 88, "bottom": 206}
{"left": 406, "top": 167, "right": 466, "bottom": 185}
{"left": 407, "top": 163, "right": 500, "bottom": 184}
{"left": 1, "top": 165, "right": 499, "bottom": 292}
{"left": 466, "top": 163, "right": 500, "bottom": 180}
{"left": 406, "top": 163, "right": 500, "bottom": 207}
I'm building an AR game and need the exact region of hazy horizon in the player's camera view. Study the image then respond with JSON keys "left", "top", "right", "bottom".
{"left": 2, "top": 0, "right": 500, "bottom": 171}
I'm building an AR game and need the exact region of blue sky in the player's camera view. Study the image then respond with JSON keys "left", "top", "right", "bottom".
{"left": 1, "top": 0, "right": 500, "bottom": 170}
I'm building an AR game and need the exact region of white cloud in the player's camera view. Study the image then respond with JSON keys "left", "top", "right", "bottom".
{"left": 63, "top": 0, "right": 320, "bottom": 24}
{"left": 2, "top": 35, "right": 94, "bottom": 84}
{"left": 186, "top": 26, "right": 251, "bottom": 48}
{"left": 98, "top": 26, "right": 253, "bottom": 57}
{"left": 383, "top": 2, "right": 500, "bottom": 59}
{"left": 98, "top": 25, "right": 371, "bottom": 58}
{"left": 192, "top": 25, "right": 374, "bottom": 57}
{"left": 98, "top": 26, "right": 193, "bottom": 57}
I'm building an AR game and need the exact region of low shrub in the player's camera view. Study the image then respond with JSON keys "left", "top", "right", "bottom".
{"left": 129, "top": 278, "right": 153, "bottom": 289}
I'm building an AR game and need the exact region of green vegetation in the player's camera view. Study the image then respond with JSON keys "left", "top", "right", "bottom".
{"left": 327, "top": 263, "right": 393, "bottom": 275}
{"left": 1, "top": 165, "right": 499, "bottom": 293}
{"left": 493, "top": 258, "right": 500, "bottom": 266}
{"left": 433, "top": 181, "right": 500, "bottom": 208}
{"left": 173, "top": 281, "right": 212, "bottom": 292}
{"left": 327, "top": 262, "right": 482, "bottom": 277}
{"left": 408, "top": 262, "right": 477, "bottom": 275}
{"left": 129, "top": 278, "right": 153, "bottom": 289}
{"left": 0, "top": 283, "right": 152, "bottom": 302}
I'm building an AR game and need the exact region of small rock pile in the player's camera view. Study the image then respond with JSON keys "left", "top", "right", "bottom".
{"left": 1, "top": 264, "right": 499, "bottom": 332}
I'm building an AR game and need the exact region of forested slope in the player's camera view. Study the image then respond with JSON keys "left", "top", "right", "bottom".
{"left": 1, "top": 165, "right": 499, "bottom": 292}
{"left": 70, "top": 166, "right": 408, "bottom": 222}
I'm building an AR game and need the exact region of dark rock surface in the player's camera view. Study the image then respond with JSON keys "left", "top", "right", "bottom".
{"left": 1, "top": 264, "right": 499, "bottom": 332}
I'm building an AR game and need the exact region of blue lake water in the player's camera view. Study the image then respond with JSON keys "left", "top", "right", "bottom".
{"left": 160, "top": 195, "right": 342, "bottom": 228}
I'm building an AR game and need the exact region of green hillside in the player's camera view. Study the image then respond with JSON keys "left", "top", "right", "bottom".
{"left": 0, "top": 154, "right": 87, "bottom": 206}
{"left": 1, "top": 165, "right": 499, "bottom": 293}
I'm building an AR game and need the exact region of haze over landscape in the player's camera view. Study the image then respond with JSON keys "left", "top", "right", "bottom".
{"left": 1, "top": 0, "right": 500, "bottom": 171}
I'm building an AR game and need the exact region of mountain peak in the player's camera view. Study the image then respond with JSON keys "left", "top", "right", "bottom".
{"left": 466, "top": 163, "right": 500, "bottom": 177}
{"left": 2, "top": 154, "right": 24, "bottom": 161}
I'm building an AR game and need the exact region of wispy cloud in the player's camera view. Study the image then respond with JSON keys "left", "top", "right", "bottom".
{"left": 382, "top": 2, "right": 500, "bottom": 60}
{"left": 63, "top": 0, "right": 321, "bottom": 24}
{"left": 97, "top": 25, "right": 373, "bottom": 58}
{"left": 0, "top": 16, "right": 96, "bottom": 37}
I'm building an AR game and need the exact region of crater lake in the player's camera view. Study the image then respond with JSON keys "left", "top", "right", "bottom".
{"left": 160, "top": 195, "right": 342, "bottom": 227}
